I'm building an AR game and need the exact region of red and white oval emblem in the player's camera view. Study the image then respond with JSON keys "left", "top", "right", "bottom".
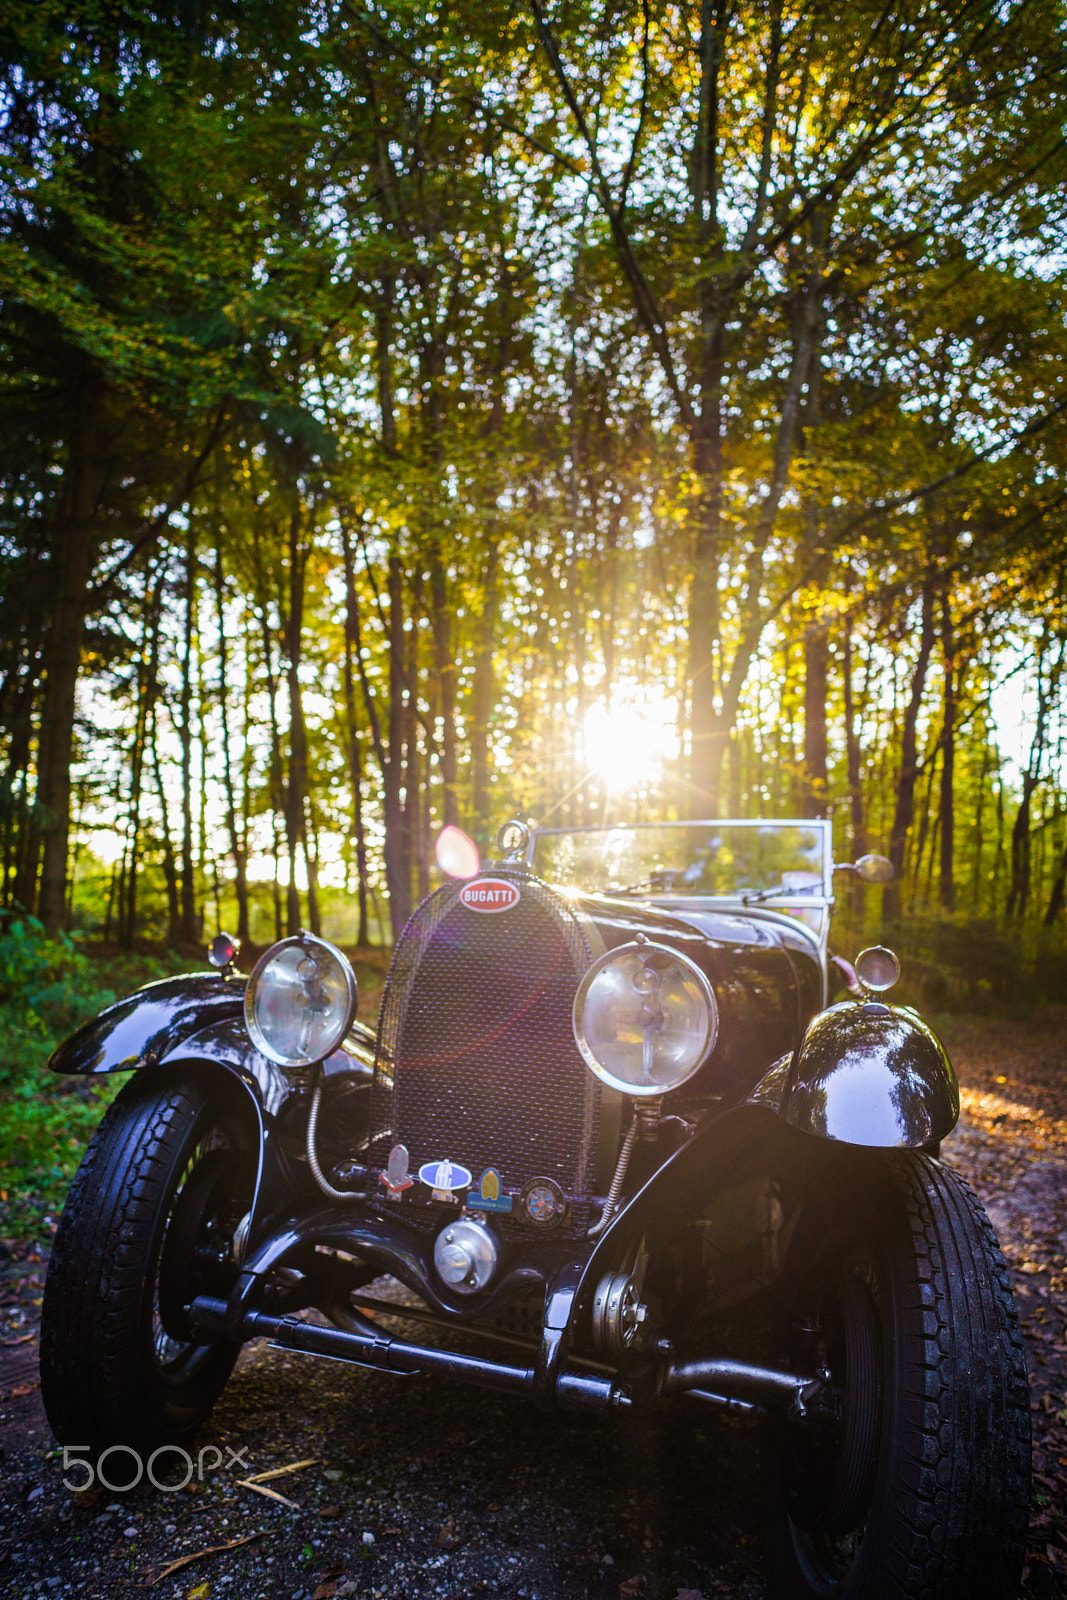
{"left": 459, "top": 878, "right": 521, "bottom": 913}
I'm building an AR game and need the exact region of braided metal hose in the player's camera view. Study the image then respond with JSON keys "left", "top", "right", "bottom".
{"left": 306, "top": 1077, "right": 363, "bottom": 1203}
{"left": 587, "top": 1118, "right": 638, "bottom": 1238}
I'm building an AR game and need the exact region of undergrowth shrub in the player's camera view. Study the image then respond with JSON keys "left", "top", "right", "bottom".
{"left": 0, "top": 917, "right": 120, "bottom": 1242}
{"left": 834, "top": 911, "right": 1067, "bottom": 1015}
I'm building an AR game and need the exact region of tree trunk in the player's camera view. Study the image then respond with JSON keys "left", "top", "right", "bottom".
{"left": 9, "top": 757, "right": 41, "bottom": 917}
{"left": 801, "top": 622, "right": 829, "bottom": 818}
{"left": 384, "top": 553, "right": 411, "bottom": 941}
{"left": 120, "top": 561, "right": 164, "bottom": 947}
{"left": 842, "top": 625, "right": 866, "bottom": 913}
{"left": 1006, "top": 636, "right": 1064, "bottom": 919}
{"left": 938, "top": 591, "right": 956, "bottom": 913}
{"left": 3, "top": 674, "right": 40, "bottom": 912}
{"left": 36, "top": 377, "right": 97, "bottom": 934}
{"left": 883, "top": 580, "right": 936, "bottom": 921}
{"left": 283, "top": 505, "right": 308, "bottom": 937}
{"left": 970, "top": 736, "right": 990, "bottom": 912}
{"left": 1044, "top": 838, "right": 1067, "bottom": 925}
{"left": 179, "top": 526, "right": 198, "bottom": 944}
{"left": 340, "top": 527, "right": 371, "bottom": 945}
{"left": 427, "top": 546, "right": 459, "bottom": 827}
{"left": 151, "top": 700, "right": 181, "bottom": 946}
{"left": 304, "top": 796, "right": 321, "bottom": 936}
{"left": 252, "top": 578, "right": 286, "bottom": 944}
{"left": 214, "top": 538, "right": 250, "bottom": 945}
{"left": 471, "top": 534, "right": 501, "bottom": 850}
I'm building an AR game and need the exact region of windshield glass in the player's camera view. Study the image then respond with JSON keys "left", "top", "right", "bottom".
{"left": 532, "top": 822, "right": 829, "bottom": 900}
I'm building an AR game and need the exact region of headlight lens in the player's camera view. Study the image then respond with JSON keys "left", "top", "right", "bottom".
{"left": 573, "top": 941, "right": 717, "bottom": 1097}
{"left": 244, "top": 934, "right": 357, "bottom": 1068}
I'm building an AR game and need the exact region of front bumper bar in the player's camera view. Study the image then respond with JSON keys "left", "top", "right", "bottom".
{"left": 190, "top": 1294, "right": 826, "bottom": 1421}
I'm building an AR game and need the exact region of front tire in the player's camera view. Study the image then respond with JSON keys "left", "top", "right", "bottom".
{"left": 760, "top": 1153, "right": 1030, "bottom": 1599}
{"left": 41, "top": 1074, "right": 253, "bottom": 1453}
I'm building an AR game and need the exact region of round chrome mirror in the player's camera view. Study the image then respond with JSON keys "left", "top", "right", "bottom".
{"left": 208, "top": 932, "right": 240, "bottom": 971}
{"left": 855, "top": 853, "right": 895, "bottom": 885}
{"left": 855, "top": 945, "right": 901, "bottom": 993}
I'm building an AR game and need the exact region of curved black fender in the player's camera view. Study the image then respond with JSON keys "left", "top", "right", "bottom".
{"left": 749, "top": 999, "right": 960, "bottom": 1148}
{"left": 48, "top": 973, "right": 248, "bottom": 1077}
{"left": 48, "top": 970, "right": 377, "bottom": 1106}
{"left": 560, "top": 1002, "right": 959, "bottom": 1352}
{"left": 48, "top": 973, "right": 378, "bottom": 1254}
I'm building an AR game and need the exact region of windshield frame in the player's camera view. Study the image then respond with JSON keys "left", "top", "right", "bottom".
{"left": 527, "top": 817, "right": 836, "bottom": 947}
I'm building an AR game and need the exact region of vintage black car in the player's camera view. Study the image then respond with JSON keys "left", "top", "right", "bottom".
{"left": 40, "top": 817, "right": 1030, "bottom": 1599}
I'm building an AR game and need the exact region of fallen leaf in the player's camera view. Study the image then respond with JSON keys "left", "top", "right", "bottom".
{"left": 141, "top": 1531, "right": 265, "bottom": 1587}
{"left": 620, "top": 1578, "right": 645, "bottom": 1598}
{"left": 236, "top": 1479, "right": 300, "bottom": 1509}
{"left": 0, "top": 1381, "right": 38, "bottom": 1400}
{"left": 311, "top": 1585, "right": 336, "bottom": 1600}
{"left": 434, "top": 1522, "right": 458, "bottom": 1550}
{"left": 244, "top": 1457, "right": 319, "bottom": 1484}
{"left": 187, "top": 1586, "right": 211, "bottom": 1600}
{"left": 319, "top": 1505, "right": 340, "bottom": 1519}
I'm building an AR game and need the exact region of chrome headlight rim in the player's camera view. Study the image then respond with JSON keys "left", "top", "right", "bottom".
{"left": 244, "top": 933, "right": 358, "bottom": 1068}
{"left": 573, "top": 938, "right": 718, "bottom": 1098}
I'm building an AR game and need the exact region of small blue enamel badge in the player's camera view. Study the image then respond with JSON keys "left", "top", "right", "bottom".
{"left": 468, "top": 1167, "right": 513, "bottom": 1214}
{"left": 418, "top": 1159, "right": 473, "bottom": 1194}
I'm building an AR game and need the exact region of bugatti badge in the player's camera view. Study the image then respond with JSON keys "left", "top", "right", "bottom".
{"left": 459, "top": 878, "right": 521, "bottom": 913}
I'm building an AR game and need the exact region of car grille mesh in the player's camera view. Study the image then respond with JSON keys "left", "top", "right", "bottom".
{"left": 369, "top": 870, "right": 598, "bottom": 1233}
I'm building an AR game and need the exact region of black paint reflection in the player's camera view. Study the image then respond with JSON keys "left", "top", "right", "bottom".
{"left": 783, "top": 1002, "right": 959, "bottom": 1147}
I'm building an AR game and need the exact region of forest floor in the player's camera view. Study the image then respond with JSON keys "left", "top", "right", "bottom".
{"left": 0, "top": 1009, "right": 1063, "bottom": 1600}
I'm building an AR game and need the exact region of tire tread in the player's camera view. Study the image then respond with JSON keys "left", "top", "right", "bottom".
{"left": 40, "top": 1077, "right": 239, "bottom": 1450}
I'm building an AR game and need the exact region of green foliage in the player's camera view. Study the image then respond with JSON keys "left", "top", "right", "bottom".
{"left": 0, "top": 916, "right": 115, "bottom": 1062}
{"left": 0, "top": 918, "right": 121, "bottom": 1240}
{"left": 0, "top": 1079, "right": 121, "bottom": 1244}
{"left": 835, "top": 911, "right": 1067, "bottom": 1017}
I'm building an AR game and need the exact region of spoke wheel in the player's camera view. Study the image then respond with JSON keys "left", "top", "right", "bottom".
{"left": 41, "top": 1075, "right": 253, "bottom": 1453}
{"left": 760, "top": 1153, "right": 1030, "bottom": 1600}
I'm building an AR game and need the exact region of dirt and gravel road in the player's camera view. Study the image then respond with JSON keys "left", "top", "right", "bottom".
{"left": 1, "top": 1010, "right": 1064, "bottom": 1600}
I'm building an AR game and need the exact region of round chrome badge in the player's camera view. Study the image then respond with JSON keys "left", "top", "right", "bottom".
{"left": 520, "top": 1176, "right": 566, "bottom": 1230}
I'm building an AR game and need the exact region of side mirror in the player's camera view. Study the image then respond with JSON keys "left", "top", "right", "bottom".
{"left": 208, "top": 931, "right": 240, "bottom": 977}
{"left": 835, "top": 853, "right": 894, "bottom": 885}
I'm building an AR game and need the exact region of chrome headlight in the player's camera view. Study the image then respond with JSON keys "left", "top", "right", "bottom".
{"left": 573, "top": 940, "right": 717, "bottom": 1097}
{"left": 244, "top": 934, "right": 357, "bottom": 1068}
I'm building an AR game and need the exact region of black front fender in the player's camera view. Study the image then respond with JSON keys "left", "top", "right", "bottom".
{"left": 750, "top": 1000, "right": 959, "bottom": 1148}
{"left": 48, "top": 973, "right": 247, "bottom": 1077}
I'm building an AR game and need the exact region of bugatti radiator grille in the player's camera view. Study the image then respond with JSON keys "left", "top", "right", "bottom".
{"left": 369, "top": 870, "right": 598, "bottom": 1232}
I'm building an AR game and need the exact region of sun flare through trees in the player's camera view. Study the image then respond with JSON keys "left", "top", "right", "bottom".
{"left": 1, "top": 0, "right": 1067, "bottom": 1007}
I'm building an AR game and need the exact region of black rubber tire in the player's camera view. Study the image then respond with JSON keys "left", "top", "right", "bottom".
{"left": 760, "top": 1152, "right": 1031, "bottom": 1600}
{"left": 40, "top": 1074, "right": 250, "bottom": 1454}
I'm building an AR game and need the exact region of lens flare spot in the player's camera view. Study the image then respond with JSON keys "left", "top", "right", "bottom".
{"left": 435, "top": 825, "right": 481, "bottom": 879}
